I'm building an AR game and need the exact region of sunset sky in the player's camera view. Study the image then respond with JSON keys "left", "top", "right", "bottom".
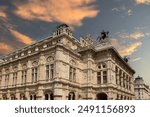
{"left": 0, "top": 0, "right": 150, "bottom": 85}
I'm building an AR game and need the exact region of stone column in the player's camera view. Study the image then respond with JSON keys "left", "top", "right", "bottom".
{"left": 18, "top": 63, "right": 22, "bottom": 86}
{"left": 118, "top": 69, "right": 121, "bottom": 86}
{"left": 7, "top": 90, "right": 10, "bottom": 100}
{"left": 127, "top": 76, "right": 129, "bottom": 90}
{"left": 123, "top": 74, "right": 126, "bottom": 88}
{"left": 87, "top": 52, "right": 94, "bottom": 84}
{"left": 129, "top": 77, "right": 131, "bottom": 90}
{"left": 130, "top": 76, "right": 134, "bottom": 93}
{"left": 1, "top": 68, "right": 5, "bottom": 88}
{"left": 116, "top": 68, "right": 120, "bottom": 85}
{"left": 39, "top": 54, "right": 46, "bottom": 81}
{"left": 25, "top": 89, "right": 30, "bottom": 100}
{"left": 107, "top": 61, "right": 111, "bottom": 84}
{"left": 37, "top": 86, "right": 44, "bottom": 100}
{"left": 101, "top": 71, "right": 103, "bottom": 84}
{"left": 121, "top": 70, "right": 123, "bottom": 87}
{"left": 27, "top": 60, "right": 32, "bottom": 83}
{"left": 53, "top": 82, "right": 63, "bottom": 100}
{"left": 9, "top": 66, "right": 13, "bottom": 88}
{"left": 15, "top": 89, "right": 20, "bottom": 100}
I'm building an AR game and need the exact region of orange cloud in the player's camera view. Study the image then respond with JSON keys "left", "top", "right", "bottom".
{"left": 0, "top": 12, "right": 7, "bottom": 18}
{"left": 130, "top": 32, "right": 145, "bottom": 39}
{"left": 9, "top": 29, "right": 34, "bottom": 45}
{"left": 111, "top": 38, "right": 142, "bottom": 56}
{"left": 0, "top": 43, "right": 13, "bottom": 54}
{"left": 119, "top": 42, "right": 142, "bottom": 56}
{"left": 13, "top": 0, "right": 99, "bottom": 26}
{"left": 0, "top": 6, "right": 8, "bottom": 19}
{"left": 135, "top": 0, "right": 150, "bottom": 5}
{"left": 119, "top": 32, "right": 145, "bottom": 40}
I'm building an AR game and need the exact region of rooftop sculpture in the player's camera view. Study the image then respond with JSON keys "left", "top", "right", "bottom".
{"left": 97, "top": 30, "right": 109, "bottom": 42}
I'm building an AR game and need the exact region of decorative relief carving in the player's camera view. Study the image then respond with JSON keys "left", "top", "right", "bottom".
{"left": 5, "top": 68, "right": 9, "bottom": 73}
{"left": 47, "top": 56, "right": 54, "bottom": 62}
{"left": 22, "top": 64, "right": 27, "bottom": 69}
{"left": 70, "top": 59, "right": 76, "bottom": 66}
{"left": 13, "top": 66, "right": 18, "bottom": 71}
{"left": 32, "top": 61, "right": 38, "bottom": 66}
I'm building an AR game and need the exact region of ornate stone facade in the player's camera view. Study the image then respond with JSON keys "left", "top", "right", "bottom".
{"left": 134, "top": 76, "right": 150, "bottom": 100}
{"left": 0, "top": 24, "right": 135, "bottom": 100}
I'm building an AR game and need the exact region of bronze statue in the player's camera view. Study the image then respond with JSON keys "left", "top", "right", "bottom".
{"left": 97, "top": 30, "right": 109, "bottom": 42}
{"left": 123, "top": 56, "right": 129, "bottom": 62}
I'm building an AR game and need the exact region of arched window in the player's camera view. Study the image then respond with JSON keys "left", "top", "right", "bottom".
{"left": 21, "top": 64, "right": 27, "bottom": 85}
{"left": 11, "top": 94, "right": 16, "bottom": 100}
{"left": 32, "top": 61, "right": 38, "bottom": 83}
{"left": 34, "top": 95, "right": 36, "bottom": 100}
{"left": 20, "top": 93, "right": 26, "bottom": 100}
{"left": 69, "top": 60, "right": 76, "bottom": 82}
{"left": 30, "top": 94, "right": 36, "bottom": 100}
{"left": 68, "top": 92, "right": 75, "bottom": 100}
{"left": 97, "top": 62, "right": 107, "bottom": 85}
{"left": 46, "top": 56, "right": 54, "bottom": 80}
{"left": 45, "top": 92, "right": 54, "bottom": 100}
{"left": 96, "top": 92, "right": 108, "bottom": 100}
{"left": 45, "top": 94, "right": 49, "bottom": 100}
{"left": 3, "top": 94, "right": 7, "bottom": 100}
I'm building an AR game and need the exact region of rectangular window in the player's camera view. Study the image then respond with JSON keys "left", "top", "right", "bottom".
{"left": 51, "top": 64, "right": 54, "bottom": 79}
{"left": 12, "top": 72, "right": 17, "bottom": 86}
{"left": 22, "top": 70, "right": 27, "bottom": 85}
{"left": 32, "top": 68, "right": 37, "bottom": 83}
{"left": 5, "top": 74, "right": 9, "bottom": 87}
{"left": 119, "top": 71, "right": 122, "bottom": 86}
{"left": 46, "top": 64, "right": 54, "bottom": 80}
{"left": 73, "top": 68, "right": 75, "bottom": 81}
{"left": 0, "top": 76, "right": 2, "bottom": 87}
{"left": 46, "top": 65, "right": 49, "bottom": 80}
{"left": 69, "top": 67, "right": 72, "bottom": 80}
{"left": 69, "top": 67, "right": 76, "bottom": 81}
{"left": 97, "top": 72, "right": 101, "bottom": 84}
{"left": 103, "top": 71, "right": 107, "bottom": 84}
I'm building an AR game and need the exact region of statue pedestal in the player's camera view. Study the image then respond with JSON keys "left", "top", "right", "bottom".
{"left": 95, "top": 39, "right": 112, "bottom": 51}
